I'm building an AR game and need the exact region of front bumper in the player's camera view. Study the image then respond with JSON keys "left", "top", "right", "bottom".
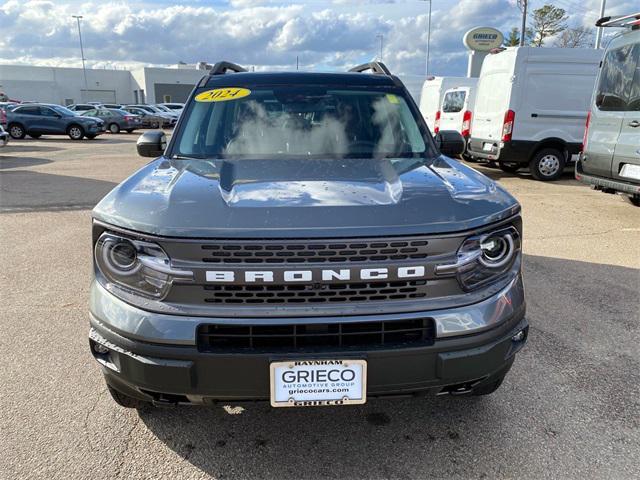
{"left": 89, "top": 275, "right": 527, "bottom": 403}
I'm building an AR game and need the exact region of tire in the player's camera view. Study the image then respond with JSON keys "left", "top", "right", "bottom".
{"left": 28, "top": 133, "right": 41, "bottom": 139}
{"left": 107, "top": 385, "right": 151, "bottom": 409}
{"left": 152, "top": 122, "right": 159, "bottom": 129}
{"left": 529, "top": 148, "right": 566, "bottom": 181}
{"left": 86, "top": 134, "right": 97, "bottom": 140}
{"left": 499, "top": 162, "right": 520, "bottom": 173}
{"left": 472, "top": 374, "right": 506, "bottom": 396}
{"left": 8, "top": 123, "right": 25, "bottom": 139}
{"left": 67, "top": 124, "right": 85, "bottom": 140}
{"left": 626, "top": 194, "right": 640, "bottom": 207}
{"left": 108, "top": 123, "right": 120, "bottom": 134}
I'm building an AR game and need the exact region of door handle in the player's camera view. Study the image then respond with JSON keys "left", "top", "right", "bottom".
{"left": 629, "top": 120, "right": 640, "bottom": 128}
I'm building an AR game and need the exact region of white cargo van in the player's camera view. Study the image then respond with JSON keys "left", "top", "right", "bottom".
{"left": 467, "top": 47, "right": 602, "bottom": 180}
{"left": 576, "top": 13, "right": 640, "bottom": 206}
{"left": 438, "top": 86, "right": 477, "bottom": 141}
{"left": 419, "top": 77, "right": 477, "bottom": 133}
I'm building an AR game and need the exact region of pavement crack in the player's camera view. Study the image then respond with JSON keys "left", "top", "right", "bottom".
{"left": 83, "top": 387, "right": 106, "bottom": 452}
{"left": 114, "top": 414, "right": 141, "bottom": 479}
{"left": 528, "top": 227, "right": 627, "bottom": 241}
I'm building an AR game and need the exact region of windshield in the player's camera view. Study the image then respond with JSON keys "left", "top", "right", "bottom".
{"left": 442, "top": 90, "right": 466, "bottom": 113}
{"left": 155, "top": 105, "right": 170, "bottom": 112}
{"left": 52, "top": 105, "right": 78, "bottom": 116}
{"left": 174, "top": 87, "right": 429, "bottom": 159}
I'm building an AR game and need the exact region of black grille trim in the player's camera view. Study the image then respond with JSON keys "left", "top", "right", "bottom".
{"left": 202, "top": 280, "right": 428, "bottom": 304}
{"left": 197, "top": 318, "right": 435, "bottom": 352}
{"left": 200, "top": 239, "right": 430, "bottom": 264}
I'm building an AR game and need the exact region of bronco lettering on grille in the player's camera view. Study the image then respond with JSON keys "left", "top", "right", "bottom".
{"left": 205, "top": 266, "right": 426, "bottom": 283}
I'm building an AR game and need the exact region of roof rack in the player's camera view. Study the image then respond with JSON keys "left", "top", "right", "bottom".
{"left": 208, "top": 61, "right": 248, "bottom": 76}
{"left": 595, "top": 12, "right": 640, "bottom": 28}
{"left": 349, "top": 62, "right": 392, "bottom": 75}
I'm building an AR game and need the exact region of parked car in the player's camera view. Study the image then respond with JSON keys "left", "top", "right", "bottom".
{"left": 102, "top": 103, "right": 123, "bottom": 110}
{"left": 7, "top": 103, "right": 105, "bottom": 140}
{"left": 0, "top": 102, "right": 19, "bottom": 128}
{"left": 158, "top": 102, "right": 184, "bottom": 113}
{"left": 0, "top": 125, "right": 9, "bottom": 146}
{"left": 121, "top": 106, "right": 165, "bottom": 128}
{"left": 89, "top": 60, "right": 527, "bottom": 409}
{"left": 83, "top": 108, "right": 141, "bottom": 134}
{"left": 419, "top": 76, "right": 477, "bottom": 134}
{"left": 67, "top": 104, "right": 98, "bottom": 112}
{"left": 467, "top": 47, "right": 602, "bottom": 180}
{"left": 126, "top": 104, "right": 178, "bottom": 126}
{"left": 576, "top": 13, "right": 640, "bottom": 206}
{"left": 154, "top": 104, "right": 183, "bottom": 119}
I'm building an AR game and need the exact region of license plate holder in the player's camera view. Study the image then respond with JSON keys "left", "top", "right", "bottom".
{"left": 270, "top": 359, "right": 367, "bottom": 408}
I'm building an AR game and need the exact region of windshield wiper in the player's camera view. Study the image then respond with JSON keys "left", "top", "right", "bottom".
{"left": 172, "top": 154, "right": 207, "bottom": 160}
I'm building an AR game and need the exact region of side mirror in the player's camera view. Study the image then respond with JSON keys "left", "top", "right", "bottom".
{"left": 435, "top": 130, "right": 466, "bottom": 157}
{"left": 137, "top": 131, "right": 167, "bottom": 158}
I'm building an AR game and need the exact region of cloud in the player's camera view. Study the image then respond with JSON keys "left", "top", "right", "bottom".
{"left": 0, "top": 0, "right": 532, "bottom": 77}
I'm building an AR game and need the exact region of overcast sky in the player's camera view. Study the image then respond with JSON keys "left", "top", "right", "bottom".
{"left": 0, "top": 0, "right": 635, "bottom": 76}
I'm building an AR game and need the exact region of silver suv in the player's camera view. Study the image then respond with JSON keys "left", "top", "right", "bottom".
{"left": 576, "top": 13, "right": 640, "bottom": 206}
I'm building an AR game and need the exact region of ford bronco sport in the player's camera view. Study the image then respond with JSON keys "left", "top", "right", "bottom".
{"left": 89, "top": 61, "right": 528, "bottom": 408}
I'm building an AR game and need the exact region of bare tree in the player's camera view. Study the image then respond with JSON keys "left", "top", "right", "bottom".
{"left": 531, "top": 4, "right": 568, "bottom": 47}
{"left": 555, "top": 27, "right": 594, "bottom": 48}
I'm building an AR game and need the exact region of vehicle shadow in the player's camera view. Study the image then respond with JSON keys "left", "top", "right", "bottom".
{"left": 462, "top": 161, "right": 578, "bottom": 184}
{"left": 135, "top": 254, "right": 639, "bottom": 479}
{"left": 0, "top": 156, "right": 52, "bottom": 170}
{"left": 0, "top": 144, "right": 63, "bottom": 154}
{"left": 0, "top": 170, "right": 117, "bottom": 211}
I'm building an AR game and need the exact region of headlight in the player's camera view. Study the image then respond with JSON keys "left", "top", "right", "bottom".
{"left": 94, "top": 232, "right": 193, "bottom": 299}
{"left": 436, "top": 226, "right": 520, "bottom": 291}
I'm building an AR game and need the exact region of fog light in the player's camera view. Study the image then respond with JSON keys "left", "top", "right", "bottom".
{"left": 93, "top": 342, "right": 109, "bottom": 354}
{"left": 511, "top": 330, "right": 526, "bottom": 342}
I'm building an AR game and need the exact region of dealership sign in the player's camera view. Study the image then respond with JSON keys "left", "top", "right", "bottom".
{"left": 463, "top": 27, "right": 504, "bottom": 52}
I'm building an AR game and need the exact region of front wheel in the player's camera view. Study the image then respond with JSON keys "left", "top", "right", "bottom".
{"left": 108, "top": 123, "right": 120, "bottom": 134}
{"left": 8, "top": 123, "right": 25, "bottom": 139}
{"left": 499, "top": 162, "right": 520, "bottom": 173}
{"left": 67, "top": 124, "right": 85, "bottom": 140}
{"left": 530, "top": 148, "right": 566, "bottom": 181}
{"left": 107, "top": 385, "right": 151, "bottom": 409}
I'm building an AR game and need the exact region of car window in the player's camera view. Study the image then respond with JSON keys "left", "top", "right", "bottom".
{"left": 15, "top": 106, "right": 40, "bottom": 115}
{"left": 84, "top": 109, "right": 98, "bottom": 116}
{"left": 626, "top": 45, "right": 640, "bottom": 111}
{"left": 51, "top": 105, "right": 77, "bottom": 116}
{"left": 39, "top": 107, "right": 58, "bottom": 117}
{"left": 595, "top": 44, "right": 638, "bottom": 111}
{"left": 442, "top": 91, "right": 466, "bottom": 113}
{"left": 176, "top": 87, "right": 428, "bottom": 159}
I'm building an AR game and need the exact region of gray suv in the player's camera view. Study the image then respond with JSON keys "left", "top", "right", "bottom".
{"left": 576, "top": 13, "right": 640, "bottom": 206}
{"left": 7, "top": 104, "right": 104, "bottom": 140}
{"left": 90, "top": 61, "right": 527, "bottom": 409}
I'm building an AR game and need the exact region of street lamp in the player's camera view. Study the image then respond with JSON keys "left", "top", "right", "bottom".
{"left": 420, "top": 0, "right": 432, "bottom": 76}
{"left": 72, "top": 15, "right": 89, "bottom": 101}
{"left": 376, "top": 34, "right": 384, "bottom": 61}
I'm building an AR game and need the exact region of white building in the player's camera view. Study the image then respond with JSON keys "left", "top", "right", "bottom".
{"left": 0, "top": 63, "right": 212, "bottom": 105}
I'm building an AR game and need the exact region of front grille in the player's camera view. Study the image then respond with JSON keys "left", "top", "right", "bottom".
{"left": 197, "top": 318, "right": 435, "bottom": 352}
{"left": 203, "top": 280, "right": 428, "bottom": 304}
{"left": 200, "top": 239, "right": 430, "bottom": 264}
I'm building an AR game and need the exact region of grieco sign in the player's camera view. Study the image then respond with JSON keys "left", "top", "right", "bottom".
{"left": 463, "top": 27, "right": 504, "bottom": 52}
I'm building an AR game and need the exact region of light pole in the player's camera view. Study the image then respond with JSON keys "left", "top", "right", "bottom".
{"left": 420, "top": 0, "right": 432, "bottom": 76}
{"left": 518, "top": 0, "right": 528, "bottom": 46}
{"left": 595, "top": 0, "right": 606, "bottom": 49}
{"left": 376, "top": 34, "right": 383, "bottom": 61}
{"left": 72, "top": 15, "right": 89, "bottom": 101}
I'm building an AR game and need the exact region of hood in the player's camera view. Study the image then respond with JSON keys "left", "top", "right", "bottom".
{"left": 93, "top": 156, "right": 520, "bottom": 238}
{"left": 75, "top": 115, "right": 101, "bottom": 123}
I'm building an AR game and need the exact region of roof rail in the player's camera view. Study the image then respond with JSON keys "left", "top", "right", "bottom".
{"left": 595, "top": 12, "right": 640, "bottom": 28}
{"left": 208, "top": 61, "right": 248, "bottom": 76}
{"left": 349, "top": 62, "right": 392, "bottom": 75}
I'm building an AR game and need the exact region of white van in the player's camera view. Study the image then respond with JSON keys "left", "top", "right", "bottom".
{"left": 576, "top": 13, "right": 640, "bottom": 206}
{"left": 438, "top": 86, "right": 477, "bottom": 142}
{"left": 467, "top": 47, "right": 602, "bottom": 180}
{"left": 419, "top": 77, "right": 477, "bottom": 133}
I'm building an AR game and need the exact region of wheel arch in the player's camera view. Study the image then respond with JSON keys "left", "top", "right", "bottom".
{"left": 528, "top": 137, "right": 569, "bottom": 161}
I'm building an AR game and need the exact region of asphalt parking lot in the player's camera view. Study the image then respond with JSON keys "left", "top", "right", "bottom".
{"left": 1, "top": 134, "right": 639, "bottom": 480}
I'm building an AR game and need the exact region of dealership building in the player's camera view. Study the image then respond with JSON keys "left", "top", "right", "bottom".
{"left": 0, "top": 62, "right": 212, "bottom": 105}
